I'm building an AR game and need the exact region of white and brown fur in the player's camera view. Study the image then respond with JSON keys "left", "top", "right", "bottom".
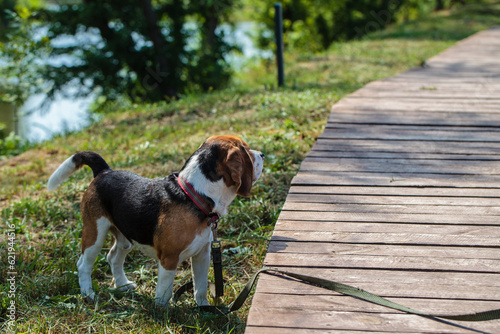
{"left": 47, "top": 136, "right": 264, "bottom": 307}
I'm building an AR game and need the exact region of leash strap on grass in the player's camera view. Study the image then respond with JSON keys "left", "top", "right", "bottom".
{"left": 176, "top": 267, "right": 500, "bottom": 321}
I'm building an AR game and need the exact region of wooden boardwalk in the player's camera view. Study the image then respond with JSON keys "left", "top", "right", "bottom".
{"left": 245, "top": 28, "right": 500, "bottom": 333}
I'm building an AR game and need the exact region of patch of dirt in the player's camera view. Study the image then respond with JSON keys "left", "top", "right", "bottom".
{"left": 0, "top": 148, "right": 70, "bottom": 210}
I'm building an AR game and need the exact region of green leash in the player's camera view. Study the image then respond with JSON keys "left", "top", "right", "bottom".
{"left": 175, "top": 267, "right": 500, "bottom": 322}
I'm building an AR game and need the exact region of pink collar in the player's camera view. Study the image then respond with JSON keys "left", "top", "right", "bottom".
{"left": 177, "top": 176, "right": 220, "bottom": 226}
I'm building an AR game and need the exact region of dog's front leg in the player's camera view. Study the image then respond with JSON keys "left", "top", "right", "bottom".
{"left": 191, "top": 242, "right": 211, "bottom": 306}
{"left": 155, "top": 262, "right": 177, "bottom": 307}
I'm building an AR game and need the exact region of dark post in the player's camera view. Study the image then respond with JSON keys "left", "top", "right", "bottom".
{"left": 274, "top": 3, "right": 284, "bottom": 87}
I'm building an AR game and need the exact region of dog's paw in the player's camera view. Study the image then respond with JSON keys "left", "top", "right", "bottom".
{"left": 81, "top": 291, "right": 96, "bottom": 304}
{"left": 118, "top": 282, "right": 137, "bottom": 292}
{"left": 154, "top": 297, "right": 170, "bottom": 309}
{"left": 196, "top": 298, "right": 210, "bottom": 307}
{"left": 195, "top": 293, "right": 210, "bottom": 306}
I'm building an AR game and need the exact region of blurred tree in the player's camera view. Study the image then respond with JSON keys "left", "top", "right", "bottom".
{"left": 0, "top": 0, "right": 16, "bottom": 36}
{"left": 0, "top": 6, "right": 47, "bottom": 153}
{"left": 1, "top": 0, "right": 44, "bottom": 37}
{"left": 39, "top": 0, "right": 236, "bottom": 103}
{"left": 187, "top": 0, "right": 233, "bottom": 91}
{"left": 0, "top": 7, "right": 50, "bottom": 107}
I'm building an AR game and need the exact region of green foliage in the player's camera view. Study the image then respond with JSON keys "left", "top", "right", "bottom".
{"left": 253, "top": 0, "right": 486, "bottom": 52}
{"left": 0, "top": 7, "right": 50, "bottom": 107}
{"left": 253, "top": 0, "right": 404, "bottom": 52}
{"left": 40, "top": 0, "right": 236, "bottom": 104}
{"left": 395, "top": 0, "right": 487, "bottom": 22}
{"left": 0, "top": 6, "right": 43, "bottom": 157}
{"left": 0, "top": 131, "right": 26, "bottom": 157}
{"left": 0, "top": 0, "right": 16, "bottom": 36}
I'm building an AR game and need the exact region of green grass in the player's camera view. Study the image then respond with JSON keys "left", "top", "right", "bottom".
{"left": 1, "top": 1, "right": 500, "bottom": 333}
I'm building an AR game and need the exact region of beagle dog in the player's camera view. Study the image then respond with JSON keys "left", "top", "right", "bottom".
{"left": 47, "top": 136, "right": 264, "bottom": 307}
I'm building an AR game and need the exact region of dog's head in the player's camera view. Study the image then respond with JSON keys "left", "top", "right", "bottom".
{"left": 206, "top": 135, "right": 264, "bottom": 197}
{"left": 179, "top": 136, "right": 264, "bottom": 213}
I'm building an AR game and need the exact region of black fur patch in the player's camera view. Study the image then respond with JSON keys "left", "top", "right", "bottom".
{"left": 93, "top": 172, "right": 209, "bottom": 245}
{"left": 182, "top": 142, "right": 222, "bottom": 183}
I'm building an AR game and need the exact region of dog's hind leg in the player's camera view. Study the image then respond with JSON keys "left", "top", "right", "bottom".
{"left": 107, "top": 226, "right": 137, "bottom": 291}
{"left": 77, "top": 216, "right": 111, "bottom": 302}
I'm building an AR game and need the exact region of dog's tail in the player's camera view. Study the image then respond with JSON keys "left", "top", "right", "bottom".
{"left": 47, "top": 151, "right": 111, "bottom": 191}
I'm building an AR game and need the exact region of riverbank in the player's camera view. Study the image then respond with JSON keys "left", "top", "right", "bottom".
{"left": 1, "top": 1, "right": 499, "bottom": 333}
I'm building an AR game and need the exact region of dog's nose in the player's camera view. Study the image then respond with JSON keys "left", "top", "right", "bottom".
{"left": 260, "top": 152, "right": 265, "bottom": 159}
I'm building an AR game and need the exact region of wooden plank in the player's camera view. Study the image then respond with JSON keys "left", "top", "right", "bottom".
{"left": 307, "top": 150, "right": 500, "bottom": 160}
{"left": 271, "top": 229, "right": 500, "bottom": 247}
{"left": 276, "top": 211, "right": 500, "bottom": 226}
{"left": 313, "top": 138, "right": 500, "bottom": 155}
{"left": 256, "top": 268, "right": 500, "bottom": 292}
{"left": 329, "top": 111, "right": 500, "bottom": 126}
{"left": 287, "top": 185, "right": 500, "bottom": 198}
{"left": 255, "top": 271, "right": 500, "bottom": 299}
{"left": 324, "top": 122, "right": 500, "bottom": 132}
{"left": 354, "top": 79, "right": 500, "bottom": 88}
{"left": 246, "top": 327, "right": 407, "bottom": 334}
{"left": 275, "top": 221, "right": 500, "bottom": 237}
{"left": 286, "top": 193, "right": 500, "bottom": 206}
{"left": 350, "top": 88, "right": 500, "bottom": 99}
{"left": 432, "top": 46, "right": 500, "bottom": 52}
{"left": 349, "top": 82, "right": 500, "bottom": 99}
{"left": 349, "top": 89, "right": 500, "bottom": 100}
{"left": 325, "top": 124, "right": 500, "bottom": 134}
{"left": 299, "top": 158, "right": 500, "bottom": 175}
{"left": 267, "top": 241, "right": 500, "bottom": 260}
{"left": 290, "top": 172, "right": 500, "bottom": 187}
{"left": 272, "top": 225, "right": 500, "bottom": 246}
{"left": 249, "top": 296, "right": 500, "bottom": 320}
{"left": 320, "top": 126, "right": 500, "bottom": 142}
{"left": 251, "top": 293, "right": 500, "bottom": 314}
{"left": 428, "top": 57, "right": 500, "bottom": 65}
{"left": 386, "top": 65, "right": 500, "bottom": 76}
{"left": 401, "top": 68, "right": 500, "bottom": 76}
{"left": 383, "top": 67, "right": 500, "bottom": 82}
{"left": 247, "top": 308, "right": 499, "bottom": 333}
{"left": 383, "top": 75, "right": 500, "bottom": 84}
{"left": 362, "top": 79, "right": 500, "bottom": 88}
{"left": 246, "top": 327, "right": 404, "bottom": 334}
{"left": 352, "top": 81, "right": 500, "bottom": 90}
{"left": 324, "top": 124, "right": 500, "bottom": 135}
{"left": 332, "top": 97, "right": 500, "bottom": 113}
{"left": 281, "top": 202, "right": 500, "bottom": 216}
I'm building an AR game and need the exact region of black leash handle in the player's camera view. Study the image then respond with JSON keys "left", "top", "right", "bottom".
{"left": 211, "top": 241, "right": 224, "bottom": 299}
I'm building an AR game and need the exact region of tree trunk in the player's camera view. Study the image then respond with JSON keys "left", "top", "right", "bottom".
{"left": 140, "top": 0, "right": 177, "bottom": 99}
{"left": 205, "top": 6, "right": 218, "bottom": 52}
{"left": 435, "top": 0, "right": 444, "bottom": 10}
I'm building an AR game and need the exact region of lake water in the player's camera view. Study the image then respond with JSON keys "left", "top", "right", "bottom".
{"left": 18, "top": 91, "right": 96, "bottom": 142}
{"left": 6, "top": 21, "right": 271, "bottom": 143}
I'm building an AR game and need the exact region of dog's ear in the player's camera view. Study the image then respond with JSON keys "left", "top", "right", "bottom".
{"left": 225, "top": 144, "right": 254, "bottom": 197}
